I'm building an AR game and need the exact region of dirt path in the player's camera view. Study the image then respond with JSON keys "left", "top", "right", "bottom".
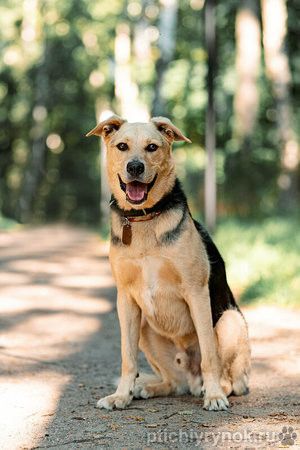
{"left": 0, "top": 225, "right": 299, "bottom": 449}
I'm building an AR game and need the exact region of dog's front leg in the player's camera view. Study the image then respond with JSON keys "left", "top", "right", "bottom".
{"left": 187, "top": 284, "right": 229, "bottom": 411}
{"left": 97, "top": 291, "right": 141, "bottom": 410}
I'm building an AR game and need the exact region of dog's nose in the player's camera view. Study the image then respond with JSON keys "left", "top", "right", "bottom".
{"left": 127, "top": 160, "right": 145, "bottom": 177}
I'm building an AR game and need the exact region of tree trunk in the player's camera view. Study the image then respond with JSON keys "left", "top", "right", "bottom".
{"left": 114, "top": 19, "right": 148, "bottom": 121}
{"left": 133, "top": 0, "right": 153, "bottom": 63}
{"left": 152, "top": 0, "right": 179, "bottom": 116}
{"left": 204, "top": 0, "right": 217, "bottom": 232}
{"left": 95, "top": 102, "right": 113, "bottom": 229}
{"left": 261, "top": 0, "right": 299, "bottom": 209}
{"left": 234, "top": 0, "right": 261, "bottom": 148}
{"left": 16, "top": 0, "right": 48, "bottom": 223}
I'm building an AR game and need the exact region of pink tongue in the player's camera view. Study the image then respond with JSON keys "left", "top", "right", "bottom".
{"left": 126, "top": 182, "right": 147, "bottom": 201}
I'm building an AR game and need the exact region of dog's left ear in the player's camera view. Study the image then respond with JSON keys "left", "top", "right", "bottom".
{"left": 151, "top": 117, "right": 192, "bottom": 143}
{"left": 86, "top": 115, "right": 126, "bottom": 139}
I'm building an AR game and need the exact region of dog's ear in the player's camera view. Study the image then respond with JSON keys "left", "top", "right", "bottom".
{"left": 86, "top": 115, "right": 126, "bottom": 139}
{"left": 151, "top": 117, "right": 191, "bottom": 143}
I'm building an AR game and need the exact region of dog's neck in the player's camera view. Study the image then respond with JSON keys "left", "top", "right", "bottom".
{"left": 110, "top": 178, "right": 189, "bottom": 246}
{"left": 109, "top": 178, "right": 188, "bottom": 219}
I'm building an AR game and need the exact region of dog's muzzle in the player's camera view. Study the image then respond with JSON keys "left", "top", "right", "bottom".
{"left": 118, "top": 174, "right": 157, "bottom": 205}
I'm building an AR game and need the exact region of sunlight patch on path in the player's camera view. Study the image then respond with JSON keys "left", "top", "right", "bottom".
{"left": 0, "top": 373, "right": 69, "bottom": 450}
{"left": 0, "top": 226, "right": 114, "bottom": 449}
{"left": 244, "top": 306, "right": 300, "bottom": 382}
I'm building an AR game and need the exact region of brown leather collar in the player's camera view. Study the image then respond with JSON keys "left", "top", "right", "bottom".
{"left": 110, "top": 179, "right": 188, "bottom": 246}
{"left": 121, "top": 211, "right": 161, "bottom": 245}
{"left": 125, "top": 211, "right": 161, "bottom": 223}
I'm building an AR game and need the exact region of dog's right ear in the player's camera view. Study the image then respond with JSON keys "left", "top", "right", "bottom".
{"left": 86, "top": 115, "right": 126, "bottom": 139}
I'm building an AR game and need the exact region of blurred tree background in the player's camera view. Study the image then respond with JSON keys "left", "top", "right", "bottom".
{"left": 1, "top": 0, "right": 299, "bottom": 223}
{"left": 0, "top": 0, "right": 299, "bottom": 304}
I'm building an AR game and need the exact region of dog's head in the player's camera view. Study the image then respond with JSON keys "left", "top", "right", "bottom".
{"left": 86, "top": 115, "right": 191, "bottom": 210}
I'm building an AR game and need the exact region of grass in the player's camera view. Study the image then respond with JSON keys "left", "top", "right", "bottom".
{"left": 0, "top": 214, "right": 19, "bottom": 230}
{"left": 214, "top": 215, "right": 300, "bottom": 308}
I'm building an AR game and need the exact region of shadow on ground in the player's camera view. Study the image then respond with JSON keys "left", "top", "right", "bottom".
{"left": 0, "top": 225, "right": 299, "bottom": 449}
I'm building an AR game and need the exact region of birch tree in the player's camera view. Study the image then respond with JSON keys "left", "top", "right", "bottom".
{"left": 234, "top": 0, "right": 261, "bottom": 149}
{"left": 16, "top": 0, "right": 48, "bottom": 222}
{"left": 152, "top": 0, "right": 179, "bottom": 116}
{"left": 204, "top": 0, "right": 216, "bottom": 231}
{"left": 261, "top": 0, "right": 299, "bottom": 209}
{"left": 114, "top": 20, "right": 148, "bottom": 121}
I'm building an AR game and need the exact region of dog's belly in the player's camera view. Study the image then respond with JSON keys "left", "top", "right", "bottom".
{"left": 118, "top": 256, "right": 195, "bottom": 338}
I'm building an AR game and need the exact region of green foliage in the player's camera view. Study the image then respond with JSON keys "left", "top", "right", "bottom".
{"left": 0, "top": 214, "right": 19, "bottom": 230}
{"left": 215, "top": 215, "right": 300, "bottom": 307}
{"left": 0, "top": 0, "right": 299, "bottom": 224}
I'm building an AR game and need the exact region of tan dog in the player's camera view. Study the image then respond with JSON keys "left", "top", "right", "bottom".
{"left": 87, "top": 116, "right": 251, "bottom": 411}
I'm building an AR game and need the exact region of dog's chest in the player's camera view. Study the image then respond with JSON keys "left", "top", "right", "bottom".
{"left": 115, "top": 255, "right": 194, "bottom": 337}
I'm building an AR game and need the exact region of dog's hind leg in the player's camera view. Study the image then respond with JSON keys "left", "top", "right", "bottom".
{"left": 174, "top": 347, "right": 203, "bottom": 397}
{"left": 215, "top": 309, "right": 251, "bottom": 396}
{"left": 134, "top": 320, "right": 188, "bottom": 399}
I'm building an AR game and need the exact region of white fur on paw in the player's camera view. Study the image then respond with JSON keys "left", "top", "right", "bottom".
{"left": 203, "top": 393, "right": 229, "bottom": 411}
{"left": 190, "top": 383, "right": 203, "bottom": 397}
{"left": 140, "top": 387, "right": 151, "bottom": 399}
{"left": 96, "top": 393, "right": 132, "bottom": 410}
{"left": 188, "top": 374, "right": 203, "bottom": 397}
{"left": 132, "top": 384, "right": 143, "bottom": 398}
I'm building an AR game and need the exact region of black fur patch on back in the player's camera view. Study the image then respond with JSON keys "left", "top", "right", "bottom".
{"left": 193, "top": 220, "right": 239, "bottom": 326}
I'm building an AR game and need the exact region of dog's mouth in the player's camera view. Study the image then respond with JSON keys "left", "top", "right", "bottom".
{"left": 118, "top": 174, "right": 157, "bottom": 205}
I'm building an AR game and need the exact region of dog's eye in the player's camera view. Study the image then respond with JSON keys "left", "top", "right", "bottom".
{"left": 116, "top": 142, "right": 128, "bottom": 151}
{"left": 146, "top": 143, "right": 158, "bottom": 152}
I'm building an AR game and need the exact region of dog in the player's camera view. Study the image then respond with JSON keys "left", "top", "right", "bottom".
{"left": 86, "top": 115, "right": 251, "bottom": 411}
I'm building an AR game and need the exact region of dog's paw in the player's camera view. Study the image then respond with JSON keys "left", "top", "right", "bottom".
{"left": 96, "top": 393, "right": 132, "bottom": 410}
{"left": 190, "top": 383, "right": 203, "bottom": 397}
{"left": 232, "top": 374, "right": 249, "bottom": 396}
{"left": 203, "top": 389, "right": 229, "bottom": 411}
{"left": 132, "top": 383, "right": 145, "bottom": 399}
{"left": 188, "top": 374, "right": 203, "bottom": 397}
{"left": 139, "top": 387, "right": 152, "bottom": 399}
{"left": 131, "top": 384, "right": 152, "bottom": 399}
